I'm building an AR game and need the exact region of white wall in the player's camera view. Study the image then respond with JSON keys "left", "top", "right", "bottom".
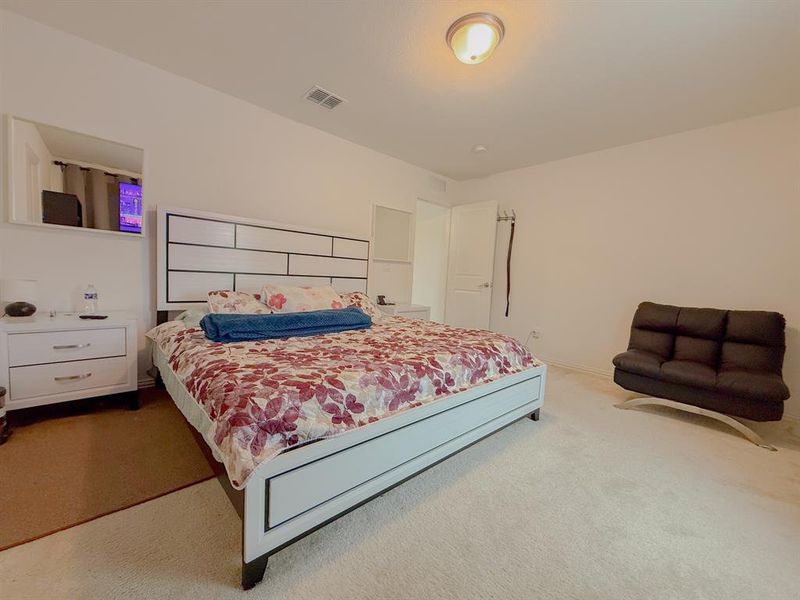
{"left": 412, "top": 199, "right": 450, "bottom": 322}
{"left": 0, "top": 10, "right": 453, "bottom": 380}
{"left": 455, "top": 108, "right": 800, "bottom": 418}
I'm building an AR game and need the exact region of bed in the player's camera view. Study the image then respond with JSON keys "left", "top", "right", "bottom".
{"left": 153, "top": 206, "right": 547, "bottom": 589}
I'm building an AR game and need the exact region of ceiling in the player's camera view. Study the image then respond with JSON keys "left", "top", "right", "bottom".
{"left": 33, "top": 120, "right": 144, "bottom": 175}
{"left": 4, "top": 1, "right": 799, "bottom": 180}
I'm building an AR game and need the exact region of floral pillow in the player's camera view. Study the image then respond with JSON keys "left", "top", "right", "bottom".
{"left": 208, "top": 290, "right": 272, "bottom": 314}
{"left": 340, "top": 291, "right": 384, "bottom": 320}
{"left": 260, "top": 284, "right": 345, "bottom": 313}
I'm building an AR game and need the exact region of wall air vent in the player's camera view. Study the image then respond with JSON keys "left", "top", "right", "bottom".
{"left": 305, "top": 86, "right": 346, "bottom": 110}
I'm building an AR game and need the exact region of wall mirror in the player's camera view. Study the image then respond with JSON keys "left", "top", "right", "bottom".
{"left": 372, "top": 205, "right": 413, "bottom": 262}
{"left": 7, "top": 116, "right": 144, "bottom": 236}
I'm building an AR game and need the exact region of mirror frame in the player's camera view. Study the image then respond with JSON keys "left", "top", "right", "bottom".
{"left": 5, "top": 114, "right": 146, "bottom": 238}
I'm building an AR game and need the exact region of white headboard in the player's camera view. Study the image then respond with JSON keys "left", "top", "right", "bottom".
{"left": 156, "top": 206, "right": 370, "bottom": 312}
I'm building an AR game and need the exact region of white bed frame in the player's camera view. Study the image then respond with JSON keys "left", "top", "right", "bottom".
{"left": 155, "top": 206, "right": 546, "bottom": 589}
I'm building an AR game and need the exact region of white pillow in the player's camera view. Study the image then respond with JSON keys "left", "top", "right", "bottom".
{"left": 260, "top": 284, "right": 345, "bottom": 313}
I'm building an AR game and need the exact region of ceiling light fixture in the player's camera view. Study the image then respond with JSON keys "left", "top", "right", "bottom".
{"left": 446, "top": 12, "right": 505, "bottom": 65}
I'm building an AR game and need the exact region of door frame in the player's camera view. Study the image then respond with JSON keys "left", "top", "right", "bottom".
{"left": 411, "top": 197, "right": 452, "bottom": 323}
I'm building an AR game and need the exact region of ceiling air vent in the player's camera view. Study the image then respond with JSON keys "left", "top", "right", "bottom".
{"left": 305, "top": 85, "right": 346, "bottom": 110}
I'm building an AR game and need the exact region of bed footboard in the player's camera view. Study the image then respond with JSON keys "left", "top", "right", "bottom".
{"left": 239, "top": 367, "right": 545, "bottom": 589}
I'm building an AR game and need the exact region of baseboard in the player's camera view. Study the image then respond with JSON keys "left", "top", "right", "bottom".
{"left": 138, "top": 376, "right": 155, "bottom": 389}
{"left": 539, "top": 356, "right": 613, "bottom": 380}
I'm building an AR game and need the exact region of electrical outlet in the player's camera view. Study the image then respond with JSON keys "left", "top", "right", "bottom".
{"left": 529, "top": 329, "right": 542, "bottom": 339}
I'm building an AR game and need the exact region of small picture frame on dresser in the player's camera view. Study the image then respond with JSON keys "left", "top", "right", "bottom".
{"left": 0, "top": 311, "right": 139, "bottom": 423}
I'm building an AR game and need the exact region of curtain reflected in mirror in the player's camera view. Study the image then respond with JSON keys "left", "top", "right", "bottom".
{"left": 9, "top": 117, "right": 144, "bottom": 235}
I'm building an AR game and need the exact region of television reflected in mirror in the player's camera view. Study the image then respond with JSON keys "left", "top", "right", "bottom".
{"left": 7, "top": 116, "right": 144, "bottom": 236}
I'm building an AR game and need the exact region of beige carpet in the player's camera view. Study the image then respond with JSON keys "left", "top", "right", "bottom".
{"left": 0, "top": 388, "right": 214, "bottom": 550}
{"left": 1, "top": 367, "right": 798, "bottom": 599}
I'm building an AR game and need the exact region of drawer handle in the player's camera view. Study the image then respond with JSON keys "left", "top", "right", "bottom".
{"left": 54, "top": 373, "right": 92, "bottom": 382}
{"left": 53, "top": 343, "right": 91, "bottom": 350}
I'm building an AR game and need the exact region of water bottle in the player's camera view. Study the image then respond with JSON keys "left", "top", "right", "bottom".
{"left": 83, "top": 284, "right": 98, "bottom": 315}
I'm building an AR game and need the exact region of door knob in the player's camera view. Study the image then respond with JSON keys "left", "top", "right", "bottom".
{"left": 478, "top": 282, "right": 491, "bottom": 288}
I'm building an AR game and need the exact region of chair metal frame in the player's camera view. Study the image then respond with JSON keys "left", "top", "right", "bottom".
{"left": 615, "top": 396, "right": 777, "bottom": 451}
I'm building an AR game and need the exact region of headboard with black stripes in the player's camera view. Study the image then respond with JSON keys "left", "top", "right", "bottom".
{"left": 156, "top": 206, "right": 369, "bottom": 314}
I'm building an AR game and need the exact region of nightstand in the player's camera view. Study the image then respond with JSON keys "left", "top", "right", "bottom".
{"left": 0, "top": 311, "right": 138, "bottom": 415}
{"left": 378, "top": 303, "right": 431, "bottom": 320}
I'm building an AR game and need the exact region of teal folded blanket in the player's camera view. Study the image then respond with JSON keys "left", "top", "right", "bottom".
{"left": 200, "top": 306, "right": 372, "bottom": 343}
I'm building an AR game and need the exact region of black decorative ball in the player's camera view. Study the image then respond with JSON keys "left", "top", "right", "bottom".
{"left": 5, "top": 302, "right": 36, "bottom": 317}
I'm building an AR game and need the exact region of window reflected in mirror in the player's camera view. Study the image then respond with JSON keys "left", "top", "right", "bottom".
{"left": 9, "top": 117, "right": 144, "bottom": 235}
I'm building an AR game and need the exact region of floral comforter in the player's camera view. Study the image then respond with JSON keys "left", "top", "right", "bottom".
{"left": 149, "top": 316, "right": 540, "bottom": 488}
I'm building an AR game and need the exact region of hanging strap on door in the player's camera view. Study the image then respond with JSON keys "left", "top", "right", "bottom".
{"left": 497, "top": 210, "right": 516, "bottom": 317}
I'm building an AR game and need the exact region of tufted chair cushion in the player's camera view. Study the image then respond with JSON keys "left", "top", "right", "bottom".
{"left": 612, "top": 301, "right": 790, "bottom": 421}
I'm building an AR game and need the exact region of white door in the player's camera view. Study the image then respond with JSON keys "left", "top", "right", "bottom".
{"left": 445, "top": 200, "right": 498, "bottom": 329}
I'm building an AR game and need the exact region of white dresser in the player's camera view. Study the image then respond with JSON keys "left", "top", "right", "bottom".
{"left": 0, "top": 311, "right": 138, "bottom": 411}
{"left": 378, "top": 303, "right": 431, "bottom": 320}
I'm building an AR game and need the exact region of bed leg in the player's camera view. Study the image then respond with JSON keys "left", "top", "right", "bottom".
{"left": 529, "top": 408, "right": 540, "bottom": 421}
{"left": 146, "top": 365, "right": 165, "bottom": 389}
{"left": 154, "top": 371, "right": 165, "bottom": 390}
{"left": 242, "top": 554, "right": 269, "bottom": 590}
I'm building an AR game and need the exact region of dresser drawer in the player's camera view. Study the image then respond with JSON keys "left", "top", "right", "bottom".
{"left": 10, "top": 357, "right": 130, "bottom": 400}
{"left": 8, "top": 328, "right": 126, "bottom": 367}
